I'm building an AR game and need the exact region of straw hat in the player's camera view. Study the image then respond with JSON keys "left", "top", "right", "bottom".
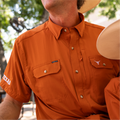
{"left": 97, "top": 19, "right": 120, "bottom": 60}
{"left": 78, "top": 0, "right": 101, "bottom": 13}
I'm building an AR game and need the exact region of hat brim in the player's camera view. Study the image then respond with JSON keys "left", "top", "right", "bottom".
{"left": 97, "top": 19, "right": 120, "bottom": 60}
{"left": 78, "top": 0, "right": 101, "bottom": 13}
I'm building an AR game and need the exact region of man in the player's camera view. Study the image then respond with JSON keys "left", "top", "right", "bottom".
{"left": 0, "top": 0, "right": 119, "bottom": 119}
{"left": 97, "top": 19, "right": 120, "bottom": 119}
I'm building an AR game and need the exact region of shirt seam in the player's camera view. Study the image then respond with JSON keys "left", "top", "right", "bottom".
{"left": 0, "top": 82, "right": 29, "bottom": 102}
{"left": 17, "top": 27, "right": 49, "bottom": 44}
{"left": 85, "top": 21, "right": 104, "bottom": 30}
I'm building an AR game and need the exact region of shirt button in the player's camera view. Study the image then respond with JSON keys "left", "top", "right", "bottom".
{"left": 44, "top": 70, "right": 47, "bottom": 73}
{"left": 71, "top": 47, "right": 74, "bottom": 50}
{"left": 80, "top": 95, "right": 83, "bottom": 99}
{"left": 103, "top": 63, "right": 106, "bottom": 66}
{"left": 64, "top": 29, "right": 67, "bottom": 32}
{"left": 75, "top": 70, "right": 79, "bottom": 73}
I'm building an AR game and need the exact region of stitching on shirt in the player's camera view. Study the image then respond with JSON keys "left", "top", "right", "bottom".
{"left": 85, "top": 21, "right": 104, "bottom": 30}
{"left": 32, "top": 59, "right": 60, "bottom": 70}
{"left": 16, "top": 22, "right": 49, "bottom": 44}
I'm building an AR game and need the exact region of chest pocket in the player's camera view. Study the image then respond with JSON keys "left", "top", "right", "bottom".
{"left": 32, "top": 60, "right": 67, "bottom": 104}
{"left": 89, "top": 55, "right": 114, "bottom": 86}
{"left": 33, "top": 60, "right": 60, "bottom": 78}
{"left": 90, "top": 56, "right": 113, "bottom": 69}
{"left": 89, "top": 56, "right": 115, "bottom": 105}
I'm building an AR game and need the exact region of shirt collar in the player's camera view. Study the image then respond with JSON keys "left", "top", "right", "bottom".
{"left": 47, "top": 18, "right": 63, "bottom": 40}
{"left": 47, "top": 13, "right": 85, "bottom": 39}
{"left": 75, "top": 13, "right": 85, "bottom": 37}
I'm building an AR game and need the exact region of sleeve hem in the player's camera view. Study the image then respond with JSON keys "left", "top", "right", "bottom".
{"left": 0, "top": 81, "right": 30, "bottom": 103}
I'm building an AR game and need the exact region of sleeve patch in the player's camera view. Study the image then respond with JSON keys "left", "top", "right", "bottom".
{"left": 2, "top": 74, "right": 11, "bottom": 85}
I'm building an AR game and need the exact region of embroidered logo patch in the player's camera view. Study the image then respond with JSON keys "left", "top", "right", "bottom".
{"left": 94, "top": 60, "right": 100, "bottom": 65}
{"left": 2, "top": 74, "right": 11, "bottom": 85}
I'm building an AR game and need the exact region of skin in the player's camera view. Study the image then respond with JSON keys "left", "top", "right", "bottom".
{"left": 0, "top": 0, "right": 81, "bottom": 119}
{"left": 41, "top": 0, "right": 80, "bottom": 27}
{"left": 0, "top": 94, "right": 23, "bottom": 119}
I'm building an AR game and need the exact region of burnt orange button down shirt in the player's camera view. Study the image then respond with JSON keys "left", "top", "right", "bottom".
{"left": 0, "top": 13, "right": 119, "bottom": 119}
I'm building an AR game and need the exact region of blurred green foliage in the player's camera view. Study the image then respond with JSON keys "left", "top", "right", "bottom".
{"left": 0, "top": 0, "right": 44, "bottom": 50}
{"left": 85, "top": 0, "right": 120, "bottom": 19}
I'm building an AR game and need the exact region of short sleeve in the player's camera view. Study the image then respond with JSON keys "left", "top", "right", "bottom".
{"left": 0, "top": 38, "right": 31, "bottom": 103}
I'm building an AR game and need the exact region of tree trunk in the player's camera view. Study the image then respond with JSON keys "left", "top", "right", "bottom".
{"left": 0, "top": 37, "right": 7, "bottom": 82}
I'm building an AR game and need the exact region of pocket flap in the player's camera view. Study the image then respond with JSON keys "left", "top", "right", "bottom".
{"left": 90, "top": 56, "right": 113, "bottom": 69}
{"left": 33, "top": 60, "right": 60, "bottom": 78}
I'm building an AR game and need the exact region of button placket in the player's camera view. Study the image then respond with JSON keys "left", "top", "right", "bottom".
{"left": 79, "top": 57, "right": 83, "bottom": 61}
{"left": 69, "top": 28, "right": 85, "bottom": 102}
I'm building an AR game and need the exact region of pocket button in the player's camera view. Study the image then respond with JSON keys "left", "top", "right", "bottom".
{"left": 75, "top": 70, "right": 79, "bottom": 73}
{"left": 103, "top": 63, "right": 106, "bottom": 66}
{"left": 44, "top": 70, "right": 47, "bottom": 73}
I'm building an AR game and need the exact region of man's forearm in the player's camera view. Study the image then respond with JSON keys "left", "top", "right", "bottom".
{"left": 0, "top": 99, "right": 22, "bottom": 120}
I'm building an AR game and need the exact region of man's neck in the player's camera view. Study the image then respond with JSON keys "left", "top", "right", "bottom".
{"left": 49, "top": 8, "right": 80, "bottom": 28}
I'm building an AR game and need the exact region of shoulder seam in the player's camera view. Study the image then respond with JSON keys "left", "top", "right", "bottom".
{"left": 16, "top": 24, "right": 48, "bottom": 44}
{"left": 85, "top": 21, "right": 104, "bottom": 30}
